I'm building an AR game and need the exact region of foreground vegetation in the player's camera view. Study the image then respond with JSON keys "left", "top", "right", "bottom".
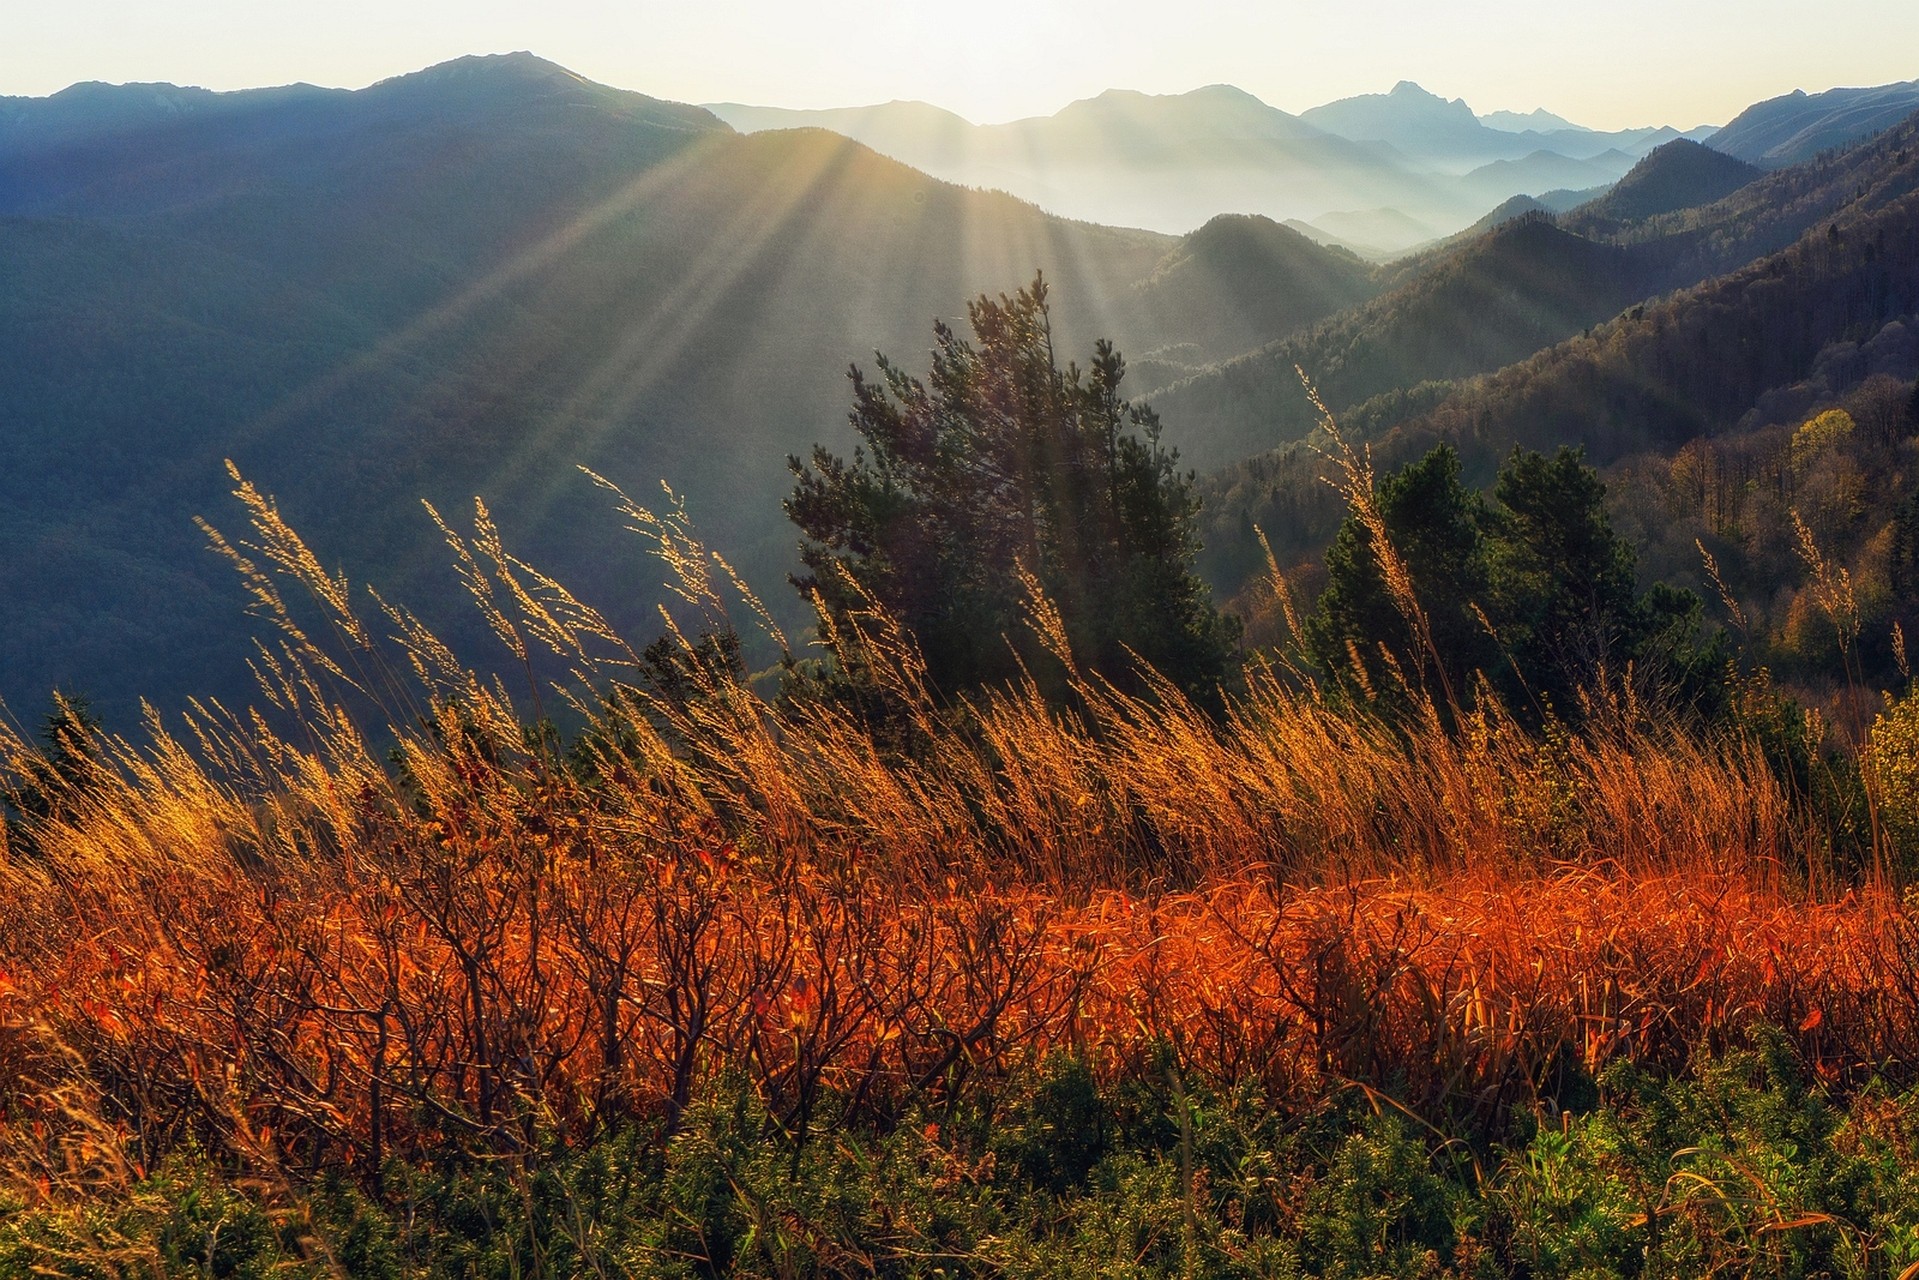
{"left": 15, "top": 1039, "right": 1919, "bottom": 1278}
{"left": 2, "top": 441, "right": 1919, "bottom": 1275}
{"left": 2, "top": 277, "right": 1917, "bottom": 1279}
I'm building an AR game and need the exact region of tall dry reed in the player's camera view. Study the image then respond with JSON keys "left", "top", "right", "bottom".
{"left": 0, "top": 463, "right": 1903, "bottom": 1208}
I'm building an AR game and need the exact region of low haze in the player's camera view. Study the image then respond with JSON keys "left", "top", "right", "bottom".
{"left": 7, "top": 0, "right": 1917, "bottom": 128}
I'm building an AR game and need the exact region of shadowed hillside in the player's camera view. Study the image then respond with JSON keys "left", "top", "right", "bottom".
{"left": 1556, "top": 138, "right": 1761, "bottom": 225}
{"left": 1156, "top": 110, "right": 1919, "bottom": 474}
{"left": 0, "top": 55, "right": 1193, "bottom": 719}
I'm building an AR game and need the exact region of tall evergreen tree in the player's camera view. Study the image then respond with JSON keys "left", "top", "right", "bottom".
{"left": 785, "top": 275, "right": 1239, "bottom": 705}
{"left": 1307, "top": 444, "right": 1725, "bottom": 721}
{"left": 1303, "top": 444, "right": 1494, "bottom": 704}
{"left": 1485, "top": 447, "right": 1643, "bottom": 705}
{"left": 2, "top": 693, "right": 105, "bottom": 853}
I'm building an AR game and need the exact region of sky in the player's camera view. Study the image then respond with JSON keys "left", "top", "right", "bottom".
{"left": 5, "top": 0, "right": 1917, "bottom": 131}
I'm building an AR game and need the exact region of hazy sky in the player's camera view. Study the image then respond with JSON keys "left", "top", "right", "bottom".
{"left": 6, "top": 0, "right": 1916, "bottom": 131}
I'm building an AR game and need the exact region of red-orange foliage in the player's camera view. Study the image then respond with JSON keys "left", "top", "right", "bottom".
{"left": 0, "top": 471, "right": 1911, "bottom": 1200}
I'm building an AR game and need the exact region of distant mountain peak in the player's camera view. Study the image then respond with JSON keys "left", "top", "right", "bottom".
{"left": 354, "top": 51, "right": 725, "bottom": 133}
{"left": 1050, "top": 83, "right": 1306, "bottom": 140}
{"left": 1304, "top": 81, "right": 1477, "bottom": 121}
{"left": 1299, "top": 80, "right": 1487, "bottom": 156}
{"left": 1188, "top": 83, "right": 1268, "bottom": 104}
{"left": 0, "top": 76, "right": 346, "bottom": 149}
{"left": 1480, "top": 106, "right": 1589, "bottom": 134}
{"left": 1385, "top": 81, "right": 1475, "bottom": 112}
{"left": 1080, "top": 84, "right": 1273, "bottom": 109}
{"left": 48, "top": 79, "right": 201, "bottom": 100}
{"left": 381, "top": 51, "right": 579, "bottom": 87}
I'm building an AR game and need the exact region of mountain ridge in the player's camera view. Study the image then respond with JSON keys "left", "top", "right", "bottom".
{"left": 705, "top": 79, "right": 1715, "bottom": 245}
{"left": 1712, "top": 79, "right": 1919, "bottom": 167}
{"left": 1148, "top": 107, "right": 1919, "bottom": 474}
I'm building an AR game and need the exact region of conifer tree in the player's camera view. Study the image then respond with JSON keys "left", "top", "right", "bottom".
{"left": 785, "top": 275, "right": 1239, "bottom": 706}
{"left": 1308, "top": 444, "right": 1726, "bottom": 721}
{"left": 1304, "top": 444, "right": 1494, "bottom": 706}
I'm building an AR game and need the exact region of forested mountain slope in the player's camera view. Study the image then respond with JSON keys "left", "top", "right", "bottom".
{"left": 1569, "top": 138, "right": 1762, "bottom": 224}
{"left": 1154, "top": 110, "right": 1919, "bottom": 473}
{"left": 1197, "top": 115, "right": 1919, "bottom": 603}
{"left": 1711, "top": 79, "right": 1919, "bottom": 167}
{"left": 1149, "top": 214, "right": 1656, "bottom": 470}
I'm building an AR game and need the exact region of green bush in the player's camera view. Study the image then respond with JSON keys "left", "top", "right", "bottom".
{"left": 12, "top": 1040, "right": 1919, "bottom": 1278}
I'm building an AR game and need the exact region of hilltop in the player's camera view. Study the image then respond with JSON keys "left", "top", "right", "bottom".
{"left": 1120, "top": 213, "right": 1377, "bottom": 374}
{"left": 1566, "top": 137, "right": 1762, "bottom": 225}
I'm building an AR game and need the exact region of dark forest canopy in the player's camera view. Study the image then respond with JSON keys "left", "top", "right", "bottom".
{"left": 1305, "top": 443, "right": 1727, "bottom": 723}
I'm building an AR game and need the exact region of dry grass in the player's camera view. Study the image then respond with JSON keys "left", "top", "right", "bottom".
{"left": 0, "top": 466, "right": 1908, "bottom": 1207}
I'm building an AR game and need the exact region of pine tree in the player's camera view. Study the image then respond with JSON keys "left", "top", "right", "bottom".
{"left": 1485, "top": 447, "right": 1642, "bottom": 700}
{"left": 785, "top": 274, "right": 1239, "bottom": 706}
{"left": 1304, "top": 444, "right": 1494, "bottom": 705}
{"left": 1307, "top": 444, "right": 1725, "bottom": 722}
{"left": 2, "top": 692, "right": 104, "bottom": 853}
